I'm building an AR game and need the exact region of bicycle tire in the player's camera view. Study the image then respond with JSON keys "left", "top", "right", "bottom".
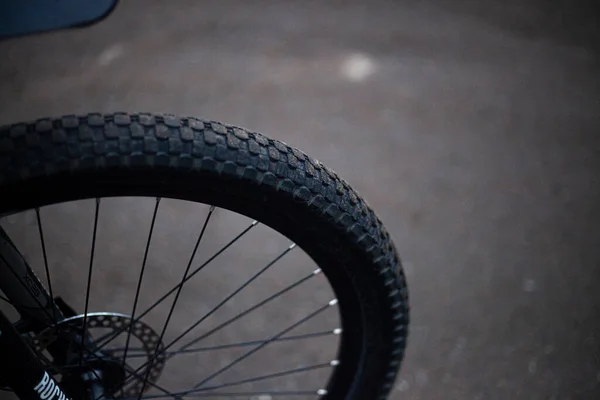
{"left": 0, "top": 113, "right": 409, "bottom": 400}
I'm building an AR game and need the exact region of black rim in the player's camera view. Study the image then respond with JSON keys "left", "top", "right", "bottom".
{"left": 0, "top": 171, "right": 367, "bottom": 399}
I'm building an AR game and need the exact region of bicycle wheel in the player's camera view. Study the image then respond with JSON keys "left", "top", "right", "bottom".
{"left": 0, "top": 113, "right": 409, "bottom": 400}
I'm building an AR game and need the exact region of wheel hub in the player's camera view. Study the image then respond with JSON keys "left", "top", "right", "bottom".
{"left": 33, "top": 312, "right": 166, "bottom": 397}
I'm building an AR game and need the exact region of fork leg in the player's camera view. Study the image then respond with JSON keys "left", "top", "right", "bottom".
{"left": 0, "top": 225, "right": 64, "bottom": 331}
{"left": 0, "top": 310, "right": 71, "bottom": 400}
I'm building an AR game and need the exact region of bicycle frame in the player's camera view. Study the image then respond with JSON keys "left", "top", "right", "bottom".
{"left": 0, "top": 225, "right": 71, "bottom": 399}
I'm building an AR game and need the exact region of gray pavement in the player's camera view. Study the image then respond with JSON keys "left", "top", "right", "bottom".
{"left": 1, "top": 1, "right": 599, "bottom": 399}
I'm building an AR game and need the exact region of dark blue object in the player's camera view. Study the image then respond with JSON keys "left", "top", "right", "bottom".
{"left": 0, "top": 0, "right": 118, "bottom": 38}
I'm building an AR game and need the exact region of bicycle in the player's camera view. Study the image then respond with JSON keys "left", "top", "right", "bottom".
{"left": 0, "top": 2, "right": 409, "bottom": 400}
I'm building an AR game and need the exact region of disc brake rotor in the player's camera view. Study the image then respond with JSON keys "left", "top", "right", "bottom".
{"left": 33, "top": 312, "right": 166, "bottom": 397}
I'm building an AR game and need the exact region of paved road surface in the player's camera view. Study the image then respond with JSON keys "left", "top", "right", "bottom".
{"left": 1, "top": 1, "right": 599, "bottom": 399}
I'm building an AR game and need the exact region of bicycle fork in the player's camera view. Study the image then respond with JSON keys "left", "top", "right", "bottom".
{"left": 0, "top": 311, "right": 71, "bottom": 400}
{"left": 0, "top": 225, "right": 71, "bottom": 399}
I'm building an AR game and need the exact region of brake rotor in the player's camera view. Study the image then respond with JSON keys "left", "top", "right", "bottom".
{"left": 33, "top": 312, "right": 166, "bottom": 397}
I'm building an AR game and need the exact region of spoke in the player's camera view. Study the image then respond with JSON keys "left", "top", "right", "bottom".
{"left": 112, "top": 269, "right": 321, "bottom": 395}
{"left": 120, "top": 365, "right": 175, "bottom": 400}
{"left": 122, "top": 197, "right": 161, "bottom": 376}
{"left": 192, "top": 362, "right": 333, "bottom": 393}
{"left": 139, "top": 391, "right": 319, "bottom": 399}
{"left": 162, "top": 243, "right": 297, "bottom": 358}
{"left": 182, "top": 330, "right": 334, "bottom": 353}
{"left": 136, "top": 205, "right": 215, "bottom": 398}
{"left": 122, "top": 330, "right": 335, "bottom": 358}
{"left": 93, "top": 219, "right": 258, "bottom": 353}
{"left": 80, "top": 198, "right": 100, "bottom": 367}
{"left": 103, "top": 346, "right": 147, "bottom": 354}
{"left": 35, "top": 208, "right": 57, "bottom": 325}
{"left": 190, "top": 301, "right": 335, "bottom": 391}
{"left": 171, "top": 269, "right": 318, "bottom": 356}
